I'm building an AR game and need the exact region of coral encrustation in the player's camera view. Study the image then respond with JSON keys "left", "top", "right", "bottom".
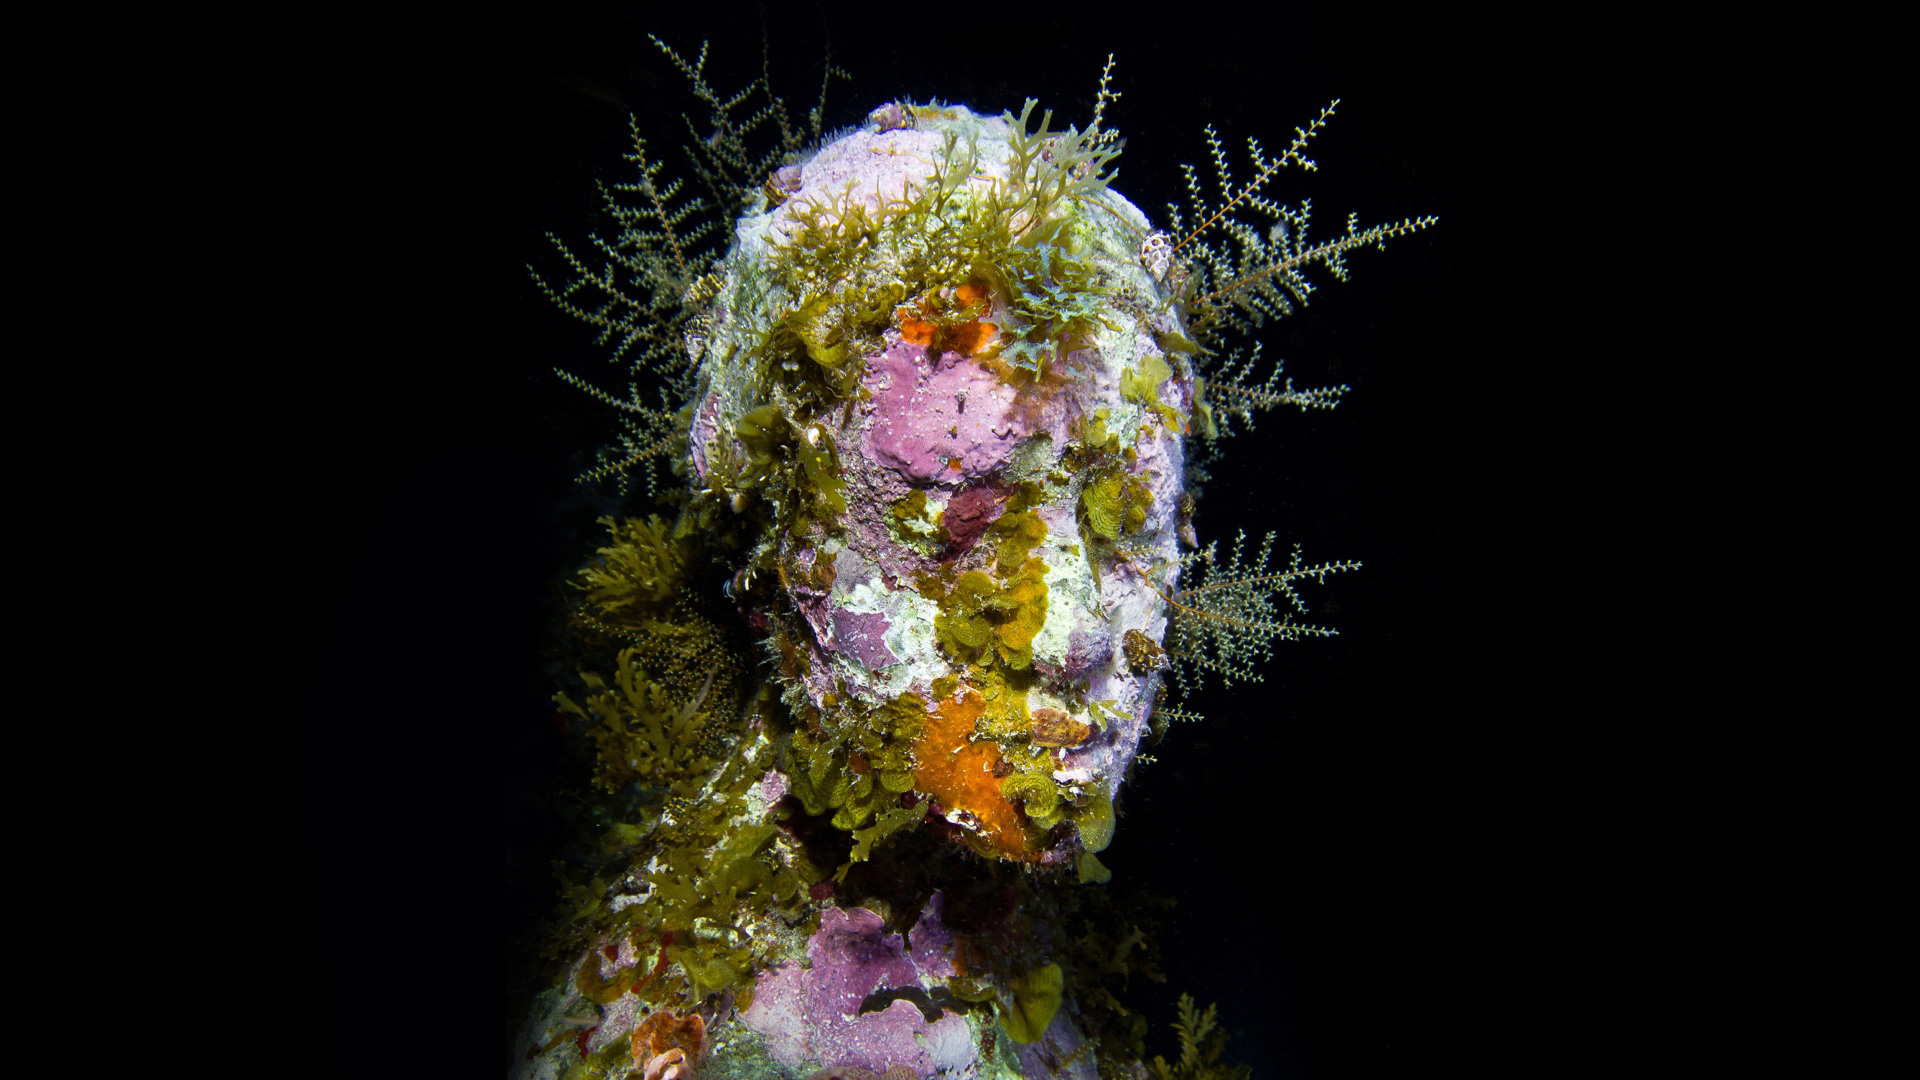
{"left": 689, "top": 103, "right": 1192, "bottom": 865}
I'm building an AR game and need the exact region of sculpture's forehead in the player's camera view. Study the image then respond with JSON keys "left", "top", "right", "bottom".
{"left": 782, "top": 124, "right": 947, "bottom": 215}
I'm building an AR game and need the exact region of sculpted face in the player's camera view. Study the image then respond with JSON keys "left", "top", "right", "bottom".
{"left": 687, "top": 104, "right": 1193, "bottom": 865}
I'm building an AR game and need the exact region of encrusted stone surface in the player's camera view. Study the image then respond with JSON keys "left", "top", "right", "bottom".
{"left": 695, "top": 104, "right": 1191, "bottom": 858}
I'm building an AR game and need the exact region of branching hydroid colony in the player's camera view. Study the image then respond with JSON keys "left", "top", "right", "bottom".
{"left": 532, "top": 37, "right": 851, "bottom": 494}
{"left": 518, "top": 35, "right": 1431, "bottom": 1080}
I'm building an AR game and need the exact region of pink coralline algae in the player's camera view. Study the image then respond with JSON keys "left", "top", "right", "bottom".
{"left": 741, "top": 904, "right": 974, "bottom": 1076}
{"left": 827, "top": 608, "right": 899, "bottom": 669}
{"left": 862, "top": 338, "right": 1054, "bottom": 483}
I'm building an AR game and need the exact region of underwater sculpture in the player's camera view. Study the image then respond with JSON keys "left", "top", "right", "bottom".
{"left": 517, "top": 40, "right": 1433, "bottom": 1080}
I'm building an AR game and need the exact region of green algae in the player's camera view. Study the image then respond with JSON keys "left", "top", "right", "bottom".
{"left": 1000, "top": 962, "right": 1065, "bottom": 1043}
{"left": 918, "top": 504, "right": 1052, "bottom": 671}
{"left": 1076, "top": 851, "right": 1113, "bottom": 885}
{"left": 888, "top": 489, "right": 950, "bottom": 551}
{"left": 1080, "top": 469, "right": 1154, "bottom": 546}
{"left": 1070, "top": 786, "right": 1115, "bottom": 854}
{"left": 781, "top": 691, "right": 929, "bottom": 870}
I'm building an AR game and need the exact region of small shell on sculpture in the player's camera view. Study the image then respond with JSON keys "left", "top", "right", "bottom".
{"left": 682, "top": 308, "right": 715, "bottom": 362}
{"left": 1031, "top": 707, "right": 1094, "bottom": 748}
{"left": 1138, "top": 231, "right": 1173, "bottom": 282}
{"left": 642, "top": 1048, "right": 689, "bottom": 1080}
{"left": 867, "top": 101, "right": 914, "bottom": 132}
{"left": 764, "top": 164, "right": 804, "bottom": 206}
{"left": 1121, "top": 628, "right": 1169, "bottom": 673}
{"left": 680, "top": 272, "right": 721, "bottom": 310}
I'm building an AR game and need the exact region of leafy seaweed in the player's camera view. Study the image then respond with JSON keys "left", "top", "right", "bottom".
{"left": 1147, "top": 994, "right": 1251, "bottom": 1080}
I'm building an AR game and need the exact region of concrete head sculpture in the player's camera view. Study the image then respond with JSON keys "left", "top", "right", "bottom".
{"left": 520, "top": 42, "right": 1430, "bottom": 1080}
